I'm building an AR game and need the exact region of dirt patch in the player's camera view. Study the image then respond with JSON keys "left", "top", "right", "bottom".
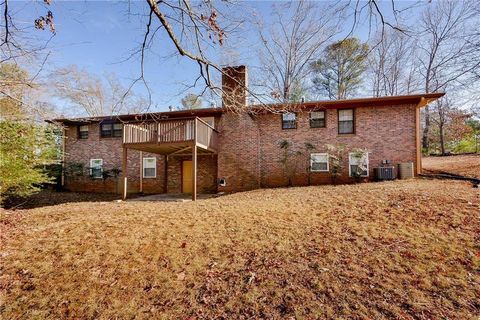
{"left": 423, "top": 154, "right": 480, "bottom": 179}
{"left": 1, "top": 179, "right": 479, "bottom": 319}
{"left": 1, "top": 189, "right": 121, "bottom": 210}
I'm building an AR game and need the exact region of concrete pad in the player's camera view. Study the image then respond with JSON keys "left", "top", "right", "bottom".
{"left": 127, "top": 193, "right": 215, "bottom": 202}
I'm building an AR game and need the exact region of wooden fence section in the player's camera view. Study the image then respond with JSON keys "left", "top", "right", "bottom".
{"left": 123, "top": 117, "right": 218, "bottom": 152}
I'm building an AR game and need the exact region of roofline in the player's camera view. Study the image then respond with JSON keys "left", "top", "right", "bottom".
{"left": 49, "top": 107, "right": 224, "bottom": 125}
{"left": 248, "top": 92, "right": 445, "bottom": 111}
{"left": 48, "top": 93, "right": 444, "bottom": 125}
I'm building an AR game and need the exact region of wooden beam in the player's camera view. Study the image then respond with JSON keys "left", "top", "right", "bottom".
{"left": 415, "top": 98, "right": 425, "bottom": 176}
{"left": 122, "top": 147, "right": 128, "bottom": 200}
{"left": 170, "top": 146, "right": 192, "bottom": 155}
{"left": 192, "top": 118, "right": 198, "bottom": 201}
{"left": 139, "top": 151, "right": 143, "bottom": 193}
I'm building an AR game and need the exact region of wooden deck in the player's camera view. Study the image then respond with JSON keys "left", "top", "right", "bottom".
{"left": 121, "top": 117, "right": 219, "bottom": 201}
{"left": 123, "top": 117, "right": 218, "bottom": 155}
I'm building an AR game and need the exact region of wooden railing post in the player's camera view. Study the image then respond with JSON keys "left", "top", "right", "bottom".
{"left": 192, "top": 118, "right": 197, "bottom": 201}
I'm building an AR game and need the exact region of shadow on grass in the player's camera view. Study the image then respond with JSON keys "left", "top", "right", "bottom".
{"left": 2, "top": 189, "right": 122, "bottom": 210}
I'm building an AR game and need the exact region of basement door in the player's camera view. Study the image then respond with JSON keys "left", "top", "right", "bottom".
{"left": 182, "top": 160, "right": 193, "bottom": 193}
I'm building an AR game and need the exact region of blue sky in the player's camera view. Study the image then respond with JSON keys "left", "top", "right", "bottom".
{"left": 9, "top": 0, "right": 418, "bottom": 114}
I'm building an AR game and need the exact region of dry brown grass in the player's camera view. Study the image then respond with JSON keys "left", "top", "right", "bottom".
{"left": 1, "top": 179, "right": 479, "bottom": 319}
{"left": 423, "top": 154, "right": 480, "bottom": 179}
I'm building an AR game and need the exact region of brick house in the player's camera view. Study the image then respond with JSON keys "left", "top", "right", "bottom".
{"left": 53, "top": 66, "right": 444, "bottom": 200}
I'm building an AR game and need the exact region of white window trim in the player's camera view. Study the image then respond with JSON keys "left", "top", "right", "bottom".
{"left": 143, "top": 157, "right": 157, "bottom": 178}
{"left": 90, "top": 159, "right": 103, "bottom": 179}
{"left": 348, "top": 152, "right": 369, "bottom": 177}
{"left": 310, "top": 153, "right": 329, "bottom": 172}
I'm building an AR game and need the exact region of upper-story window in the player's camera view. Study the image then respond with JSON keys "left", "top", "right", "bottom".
{"left": 282, "top": 112, "right": 297, "bottom": 129}
{"left": 100, "top": 122, "right": 123, "bottom": 138}
{"left": 338, "top": 109, "right": 354, "bottom": 134}
{"left": 310, "top": 111, "right": 326, "bottom": 128}
{"left": 78, "top": 125, "right": 89, "bottom": 139}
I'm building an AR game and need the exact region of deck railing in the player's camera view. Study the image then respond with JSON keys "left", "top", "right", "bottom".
{"left": 196, "top": 118, "right": 218, "bottom": 151}
{"left": 123, "top": 117, "right": 218, "bottom": 151}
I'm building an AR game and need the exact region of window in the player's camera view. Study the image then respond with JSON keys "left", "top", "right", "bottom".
{"left": 78, "top": 125, "right": 89, "bottom": 139}
{"left": 100, "top": 123, "right": 123, "bottom": 138}
{"left": 349, "top": 152, "right": 369, "bottom": 177}
{"left": 90, "top": 159, "right": 103, "bottom": 179}
{"left": 310, "top": 111, "right": 326, "bottom": 128}
{"left": 143, "top": 157, "right": 156, "bottom": 178}
{"left": 310, "top": 153, "right": 329, "bottom": 172}
{"left": 338, "top": 109, "right": 354, "bottom": 134}
{"left": 282, "top": 112, "right": 296, "bottom": 129}
{"left": 113, "top": 123, "right": 122, "bottom": 137}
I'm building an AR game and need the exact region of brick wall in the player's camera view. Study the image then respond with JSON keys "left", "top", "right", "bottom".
{"left": 217, "top": 112, "right": 261, "bottom": 192}
{"left": 63, "top": 123, "right": 216, "bottom": 194}
{"left": 218, "top": 104, "right": 417, "bottom": 191}
{"left": 166, "top": 155, "right": 218, "bottom": 193}
{"left": 64, "top": 104, "right": 418, "bottom": 194}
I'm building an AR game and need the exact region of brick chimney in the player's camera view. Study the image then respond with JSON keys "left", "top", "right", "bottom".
{"left": 222, "top": 65, "right": 247, "bottom": 109}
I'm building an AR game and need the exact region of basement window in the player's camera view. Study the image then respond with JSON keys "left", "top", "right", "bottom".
{"left": 310, "top": 111, "right": 326, "bottom": 128}
{"left": 100, "top": 123, "right": 123, "bottom": 138}
{"left": 338, "top": 109, "right": 354, "bottom": 134}
{"left": 282, "top": 112, "right": 297, "bottom": 129}
{"left": 349, "top": 152, "right": 369, "bottom": 177}
{"left": 78, "top": 125, "right": 89, "bottom": 139}
{"left": 90, "top": 159, "right": 103, "bottom": 179}
{"left": 310, "top": 153, "right": 329, "bottom": 172}
{"left": 143, "top": 157, "right": 157, "bottom": 178}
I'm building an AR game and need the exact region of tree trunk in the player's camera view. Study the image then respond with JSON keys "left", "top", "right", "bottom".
{"left": 439, "top": 123, "right": 445, "bottom": 155}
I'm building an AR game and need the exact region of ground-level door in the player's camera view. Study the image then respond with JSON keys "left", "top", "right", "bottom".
{"left": 182, "top": 160, "right": 193, "bottom": 193}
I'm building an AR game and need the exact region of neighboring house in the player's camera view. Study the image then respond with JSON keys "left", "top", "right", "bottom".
{"left": 52, "top": 66, "right": 444, "bottom": 200}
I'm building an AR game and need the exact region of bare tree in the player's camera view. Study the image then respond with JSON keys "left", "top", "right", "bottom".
{"left": 368, "top": 29, "right": 418, "bottom": 97}
{"left": 1, "top": 0, "right": 55, "bottom": 63}
{"left": 52, "top": 65, "right": 147, "bottom": 117}
{"left": 253, "top": 0, "right": 339, "bottom": 102}
{"left": 417, "top": 1, "right": 480, "bottom": 150}
{"left": 430, "top": 96, "right": 474, "bottom": 155}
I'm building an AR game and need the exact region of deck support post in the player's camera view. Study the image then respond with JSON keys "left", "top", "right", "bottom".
{"left": 122, "top": 147, "right": 128, "bottom": 200}
{"left": 139, "top": 151, "right": 143, "bottom": 193}
{"left": 192, "top": 118, "right": 198, "bottom": 201}
{"left": 164, "top": 155, "right": 168, "bottom": 193}
{"left": 61, "top": 127, "right": 66, "bottom": 188}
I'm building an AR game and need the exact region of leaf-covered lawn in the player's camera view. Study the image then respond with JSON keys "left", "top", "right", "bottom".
{"left": 1, "top": 179, "right": 479, "bottom": 319}
{"left": 423, "top": 154, "right": 480, "bottom": 179}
